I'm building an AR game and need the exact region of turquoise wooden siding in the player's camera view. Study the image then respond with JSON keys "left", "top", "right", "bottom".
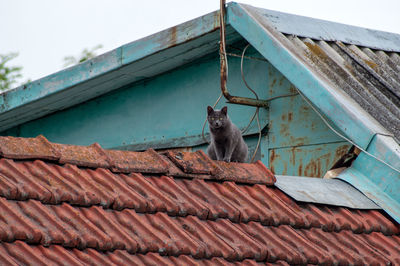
{"left": 1, "top": 45, "right": 349, "bottom": 177}
{"left": 1, "top": 47, "right": 269, "bottom": 149}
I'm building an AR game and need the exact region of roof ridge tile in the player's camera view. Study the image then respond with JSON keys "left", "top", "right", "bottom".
{"left": 0, "top": 136, "right": 275, "bottom": 185}
{"left": 0, "top": 135, "right": 59, "bottom": 161}
{"left": 105, "top": 148, "right": 169, "bottom": 174}
{"left": 54, "top": 142, "right": 111, "bottom": 169}
{"left": 164, "top": 150, "right": 219, "bottom": 175}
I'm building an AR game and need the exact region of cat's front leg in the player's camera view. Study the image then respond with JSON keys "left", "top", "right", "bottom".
{"left": 214, "top": 143, "right": 225, "bottom": 161}
{"left": 223, "top": 140, "right": 234, "bottom": 162}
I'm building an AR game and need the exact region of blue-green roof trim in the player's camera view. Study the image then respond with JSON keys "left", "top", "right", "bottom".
{"left": 227, "top": 2, "right": 400, "bottom": 222}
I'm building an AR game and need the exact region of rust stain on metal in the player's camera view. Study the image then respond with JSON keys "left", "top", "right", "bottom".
{"left": 270, "top": 78, "right": 277, "bottom": 87}
{"left": 335, "top": 144, "right": 350, "bottom": 158}
{"left": 290, "top": 147, "right": 296, "bottom": 165}
{"left": 170, "top": 26, "right": 177, "bottom": 47}
{"left": 288, "top": 112, "right": 293, "bottom": 122}
{"left": 298, "top": 159, "right": 303, "bottom": 176}
{"left": 279, "top": 123, "right": 290, "bottom": 137}
{"left": 269, "top": 149, "right": 276, "bottom": 174}
{"left": 289, "top": 85, "right": 298, "bottom": 94}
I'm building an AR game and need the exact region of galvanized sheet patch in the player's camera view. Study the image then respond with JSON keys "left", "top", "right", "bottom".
{"left": 274, "top": 175, "right": 380, "bottom": 209}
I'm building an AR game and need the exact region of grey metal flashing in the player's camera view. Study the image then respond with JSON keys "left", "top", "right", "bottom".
{"left": 242, "top": 4, "right": 400, "bottom": 52}
{"left": 274, "top": 175, "right": 380, "bottom": 209}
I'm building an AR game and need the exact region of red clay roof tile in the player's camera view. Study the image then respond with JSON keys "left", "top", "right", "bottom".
{"left": 165, "top": 150, "right": 217, "bottom": 175}
{"left": 0, "top": 135, "right": 398, "bottom": 264}
{"left": 0, "top": 135, "right": 59, "bottom": 161}
{"left": 106, "top": 148, "right": 169, "bottom": 174}
{"left": 55, "top": 142, "right": 110, "bottom": 169}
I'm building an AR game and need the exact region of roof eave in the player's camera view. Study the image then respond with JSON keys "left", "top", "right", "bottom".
{"left": 0, "top": 9, "right": 232, "bottom": 132}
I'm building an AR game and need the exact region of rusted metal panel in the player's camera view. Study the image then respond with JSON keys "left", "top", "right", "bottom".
{"left": 268, "top": 94, "right": 343, "bottom": 149}
{"left": 274, "top": 175, "right": 380, "bottom": 209}
{"left": 269, "top": 142, "right": 350, "bottom": 177}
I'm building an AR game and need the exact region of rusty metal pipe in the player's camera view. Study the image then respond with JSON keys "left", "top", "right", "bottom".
{"left": 219, "top": 0, "right": 269, "bottom": 108}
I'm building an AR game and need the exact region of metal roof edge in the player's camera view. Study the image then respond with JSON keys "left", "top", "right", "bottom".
{"left": 351, "top": 134, "right": 400, "bottom": 199}
{"left": 0, "top": 47, "right": 123, "bottom": 114}
{"left": 238, "top": 3, "right": 400, "bottom": 52}
{"left": 0, "top": 10, "right": 221, "bottom": 130}
{"left": 338, "top": 166, "right": 400, "bottom": 224}
{"left": 227, "top": 2, "right": 388, "bottom": 149}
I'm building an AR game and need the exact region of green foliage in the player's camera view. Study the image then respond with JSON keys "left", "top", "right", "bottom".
{"left": 0, "top": 53, "right": 23, "bottom": 91}
{"left": 63, "top": 44, "right": 103, "bottom": 67}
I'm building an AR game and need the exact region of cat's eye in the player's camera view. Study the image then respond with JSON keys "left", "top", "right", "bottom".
{"left": 211, "top": 118, "right": 214, "bottom": 121}
{"left": 219, "top": 118, "right": 223, "bottom": 121}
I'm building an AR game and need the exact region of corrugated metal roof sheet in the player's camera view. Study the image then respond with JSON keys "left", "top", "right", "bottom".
{"left": 237, "top": 3, "right": 400, "bottom": 143}
{"left": 0, "top": 136, "right": 398, "bottom": 264}
{"left": 289, "top": 37, "right": 400, "bottom": 142}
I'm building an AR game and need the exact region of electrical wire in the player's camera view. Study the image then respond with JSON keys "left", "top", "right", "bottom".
{"left": 225, "top": 52, "right": 267, "bottom": 62}
{"left": 240, "top": 44, "right": 262, "bottom": 163}
{"left": 296, "top": 88, "right": 400, "bottom": 174}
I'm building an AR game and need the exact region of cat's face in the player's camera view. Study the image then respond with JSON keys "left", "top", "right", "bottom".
{"left": 207, "top": 106, "right": 228, "bottom": 129}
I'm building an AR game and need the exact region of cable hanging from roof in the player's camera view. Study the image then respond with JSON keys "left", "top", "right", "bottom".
{"left": 296, "top": 88, "right": 400, "bottom": 174}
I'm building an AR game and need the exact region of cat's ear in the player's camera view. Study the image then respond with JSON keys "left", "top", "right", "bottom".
{"left": 221, "top": 106, "right": 228, "bottom": 115}
{"left": 207, "top": 106, "right": 214, "bottom": 115}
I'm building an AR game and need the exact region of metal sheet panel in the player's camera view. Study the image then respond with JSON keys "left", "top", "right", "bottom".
{"left": 269, "top": 142, "right": 350, "bottom": 177}
{"left": 242, "top": 6, "right": 400, "bottom": 52}
{"left": 275, "top": 175, "right": 380, "bottom": 209}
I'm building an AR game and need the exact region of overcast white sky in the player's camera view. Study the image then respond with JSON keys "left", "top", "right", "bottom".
{"left": 1, "top": 0, "right": 399, "bottom": 85}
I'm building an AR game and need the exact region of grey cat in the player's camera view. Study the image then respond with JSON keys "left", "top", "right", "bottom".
{"left": 206, "top": 106, "right": 248, "bottom": 163}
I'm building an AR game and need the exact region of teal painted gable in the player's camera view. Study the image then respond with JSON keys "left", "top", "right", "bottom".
{"left": 1, "top": 44, "right": 349, "bottom": 178}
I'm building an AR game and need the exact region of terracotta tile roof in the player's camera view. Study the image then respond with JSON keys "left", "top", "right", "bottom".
{"left": 0, "top": 135, "right": 398, "bottom": 265}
